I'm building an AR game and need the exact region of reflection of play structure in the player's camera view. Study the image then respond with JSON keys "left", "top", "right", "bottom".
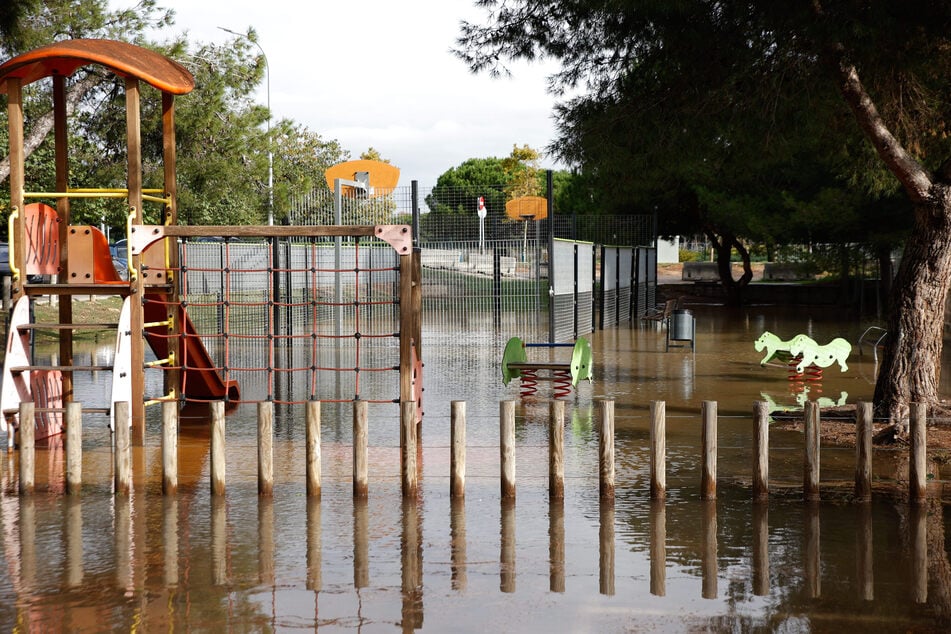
{"left": 754, "top": 330, "right": 852, "bottom": 381}
{"left": 760, "top": 386, "right": 849, "bottom": 415}
{"left": 501, "top": 337, "right": 593, "bottom": 398}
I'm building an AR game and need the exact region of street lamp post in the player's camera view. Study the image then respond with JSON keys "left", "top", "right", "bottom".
{"left": 219, "top": 27, "right": 273, "bottom": 226}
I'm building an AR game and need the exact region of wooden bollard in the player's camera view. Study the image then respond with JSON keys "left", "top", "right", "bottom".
{"left": 804, "top": 401, "right": 820, "bottom": 502}
{"left": 210, "top": 401, "right": 226, "bottom": 496}
{"left": 549, "top": 400, "right": 565, "bottom": 499}
{"left": 650, "top": 400, "right": 666, "bottom": 500}
{"left": 353, "top": 400, "right": 368, "bottom": 499}
{"left": 500, "top": 401, "right": 516, "bottom": 499}
{"left": 401, "top": 400, "right": 418, "bottom": 498}
{"left": 450, "top": 401, "right": 466, "bottom": 498}
{"left": 18, "top": 402, "right": 35, "bottom": 495}
{"left": 701, "top": 401, "right": 717, "bottom": 500}
{"left": 66, "top": 402, "right": 83, "bottom": 495}
{"left": 753, "top": 401, "right": 770, "bottom": 501}
{"left": 599, "top": 399, "right": 615, "bottom": 500}
{"left": 855, "top": 401, "right": 873, "bottom": 502}
{"left": 162, "top": 400, "right": 178, "bottom": 496}
{"left": 306, "top": 400, "right": 321, "bottom": 498}
{"left": 258, "top": 401, "right": 273, "bottom": 496}
{"left": 114, "top": 401, "right": 131, "bottom": 495}
{"left": 910, "top": 402, "right": 927, "bottom": 503}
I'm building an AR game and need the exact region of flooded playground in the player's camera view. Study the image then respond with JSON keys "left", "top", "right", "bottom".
{"left": 1, "top": 303, "right": 950, "bottom": 631}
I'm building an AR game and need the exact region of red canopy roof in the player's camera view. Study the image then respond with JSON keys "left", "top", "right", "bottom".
{"left": 0, "top": 38, "right": 194, "bottom": 95}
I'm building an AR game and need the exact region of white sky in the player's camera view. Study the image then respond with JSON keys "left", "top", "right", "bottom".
{"left": 133, "top": 0, "right": 565, "bottom": 187}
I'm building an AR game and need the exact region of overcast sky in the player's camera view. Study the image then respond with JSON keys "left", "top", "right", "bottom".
{"left": 137, "top": 0, "right": 565, "bottom": 187}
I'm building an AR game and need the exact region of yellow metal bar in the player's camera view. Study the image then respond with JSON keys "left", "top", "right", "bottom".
{"left": 126, "top": 207, "right": 137, "bottom": 282}
{"left": 7, "top": 206, "right": 19, "bottom": 282}
{"left": 24, "top": 190, "right": 166, "bottom": 200}
{"left": 145, "top": 357, "right": 172, "bottom": 368}
{"left": 144, "top": 320, "right": 173, "bottom": 329}
{"left": 142, "top": 193, "right": 172, "bottom": 204}
{"left": 68, "top": 187, "right": 163, "bottom": 194}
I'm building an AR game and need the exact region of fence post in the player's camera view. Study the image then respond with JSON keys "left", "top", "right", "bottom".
{"left": 855, "top": 401, "right": 873, "bottom": 502}
{"left": 650, "top": 400, "right": 666, "bottom": 500}
{"left": 114, "top": 401, "right": 131, "bottom": 495}
{"left": 599, "top": 399, "right": 615, "bottom": 500}
{"left": 910, "top": 402, "right": 927, "bottom": 504}
{"left": 66, "top": 401, "right": 82, "bottom": 495}
{"left": 210, "top": 400, "right": 226, "bottom": 496}
{"left": 753, "top": 400, "right": 769, "bottom": 501}
{"left": 258, "top": 401, "right": 273, "bottom": 496}
{"left": 451, "top": 401, "right": 466, "bottom": 498}
{"left": 401, "top": 400, "right": 418, "bottom": 498}
{"left": 306, "top": 400, "right": 321, "bottom": 498}
{"left": 162, "top": 400, "right": 178, "bottom": 496}
{"left": 549, "top": 400, "right": 565, "bottom": 499}
{"left": 500, "top": 400, "right": 516, "bottom": 499}
{"left": 18, "top": 402, "right": 34, "bottom": 495}
{"left": 353, "top": 400, "right": 368, "bottom": 499}
{"left": 701, "top": 400, "right": 717, "bottom": 500}
{"left": 804, "top": 400, "right": 820, "bottom": 502}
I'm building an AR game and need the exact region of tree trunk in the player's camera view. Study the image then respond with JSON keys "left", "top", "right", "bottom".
{"left": 706, "top": 229, "right": 753, "bottom": 306}
{"left": 873, "top": 190, "right": 951, "bottom": 434}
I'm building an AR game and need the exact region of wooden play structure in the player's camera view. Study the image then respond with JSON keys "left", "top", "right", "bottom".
{"left": 1, "top": 40, "right": 421, "bottom": 447}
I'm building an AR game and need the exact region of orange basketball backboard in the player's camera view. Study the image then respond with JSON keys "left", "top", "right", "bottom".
{"left": 505, "top": 196, "right": 548, "bottom": 221}
{"left": 324, "top": 159, "right": 400, "bottom": 195}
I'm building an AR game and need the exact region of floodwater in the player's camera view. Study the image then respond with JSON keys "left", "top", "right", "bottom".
{"left": 1, "top": 304, "right": 950, "bottom": 632}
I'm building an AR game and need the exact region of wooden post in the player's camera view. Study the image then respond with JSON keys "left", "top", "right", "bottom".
{"left": 701, "top": 400, "right": 717, "bottom": 500}
{"left": 210, "top": 400, "right": 226, "bottom": 496}
{"left": 804, "top": 400, "right": 820, "bottom": 502}
{"left": 114, "top": 401, "right": 131, "bottom": 495}
{"left": 18, "top": 402, "right": 34, "bottom": 495}
{"left": 855, "top": 401, "right": 873, "bottom": 502}
{"left": 401, "top": 400, "right": 418, "bottom": 498}
{"left": 306, "top": 400, "right": 321, "bottom": 498}
{"left": 650, "top": 400, "right": 666, "bottom": 500}
{"left": 549, "top": 400, "right": 565, "bottom": 499}
{"left": 909, "top": 402, "right": 927, "bottom": 504}
{"left": 599, "top": 399, "right": 616, "bottom": 500}
{"left": 66, "top": 401, "right": 82, "bottom": 495}
{"left": 500, "top": 400, "right": 516, "bottom": 499}
{"left": 353, "top": 400, "right": 368, "bottom": 499}
{"left": 451, "top": 401, "right": 466, "bottom": 498}
{"left": 258, "top": 401, "right": 273, "bottom": 496}
{"left": 753, "top": 400, "right": 769, "bottom": 501}
{"left": 162, "top": 400, "right": 178, "bottom": 496}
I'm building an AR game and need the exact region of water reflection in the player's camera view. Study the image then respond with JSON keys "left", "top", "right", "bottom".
{"left": 701, "top": 500, "right": 717, "bottom": 599}
{"left": 401, "top": 497, "right": 423, "bottom": 630}
{"left": 500, "top": 499, "right": 515, "bottom": 593}
{"left": 65, "top": 497, "right": 82, "bottom": 588}
{"left": 549, "top": 499, "right": 565, "bottom": 593}
{"left": 649, "top": 499, "right": 665, "bottom": 597}
{"left": 450, "top": 498, "right": 466, "bottom": 591}
{"left": 599, "top": 500, "right": 615, "bottom": 596}
{"left": 353, "top": 498, "right": 369, "bottom": 588}
{"left": 211, "top": 496, "right": 227, "bottom": 585}
{"left": 753, "top": 503, "right": 769, "bottom": 596}
{"left": 306, "top": 498, "right": 321, "bottom": 591}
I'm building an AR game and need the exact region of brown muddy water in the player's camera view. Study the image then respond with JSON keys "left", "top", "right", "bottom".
{"left": 1, "top": 304, "right": 950, "bottom": 632}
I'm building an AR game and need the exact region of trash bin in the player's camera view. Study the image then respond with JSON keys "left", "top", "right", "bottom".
{"left": 667, "top": 309, "right": 695, "bottom": 351}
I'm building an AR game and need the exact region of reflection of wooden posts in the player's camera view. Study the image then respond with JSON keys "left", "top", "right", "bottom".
{"left": 910, "top": 402, "right": 927, "bottom": 504}
{"left": 752, "top": 503, "right": 769, "bottom": 596}
{"left": 549, "top": 499, "right": 565, "bottom": 593}
{"left": 500, "top": 400, "right": 516, "bottom": 499}
{"left": 400, "top": 498, "right": 423, "bottom": 631}
{"left": 911, "top": 503, "right": 928, "bottom": 603}
{"left": 353, "top": 400, "right": 368, "bottom": 499}
{"left": 306, "top": 498, "right": 322, "bottom": 591}
{"left": 19, "top": 498, "right": 35, "bottom": 588}
{"left": 650, "top": 400, "right": 666, "bottom": 500}
{"left": 549, "top": 400, "right": 565, "bottom": 499}
{"left": 450, "top": 498, "right": 467, "bottom": 591}
{"left": 66, "top": 401, "right": 82, "bottom": 495}
{"left": 258, "top": 402, "right": 273, "bottom": 496}
{"left": 600, "top": 399, "right": 615, "bottom": 500}
{"left": 753, "top": 401, "right": 769, "bottom": 501}
{"left": 701, "top": 400, "right": 717, "bottom": 500}
{"left": 164, "top": 498, "right": 179, "bottom": 587}
{"left": 211, "top": 496, "right": 227, "bottom": 585}
{"left": 649, "top": 499, "right": 666, "bottom": 596}
{"left": 701, "top": 500, "right": 717, "bottom": 599}
{"left": 114, "top": 401, "right": 131, "bottom": 495}
{"left": 401, "top": 400, "right": 418, "bottom": 498}
{"left": 258, "top": 498, "right": 274, "bottom": 584}
{"left": 599, "top": 500, "right": 615, "bottom": 596}
{"left": 855, "top": 401, "right": 873, "bottom": 502}
{"left": 18, "top": 402, "right": 35, "bottom": 495}
{"left": 857, "top": 503, "right": 873, "bottom": 601}
{"left": 116, "top": 496, "right": 131, "bottom": 590}
{"left": 804, "top": 401, "right": 820, "bottom": 502}
{"left": 804, "top": 504, "right": 820, "bottom": 598}
{"left": 210, "top": 401, "right": 226, "bottom": 496}
{"left": 162, "top": 400, "right": 177, "bottom": 495}
{"left": 451, "top": 401, "right": 466, "bottom": 498}
{"left": 306, "top": 400, "right": 321, "bottom": 498}
{"left": 353, "top": 499, "right": 369, "bottom": 588}
{"left": 500, "top": 499, "right": 516, "bottom": 593}
{"left": 65, "top": 497, "right": 83, "bottom": 587}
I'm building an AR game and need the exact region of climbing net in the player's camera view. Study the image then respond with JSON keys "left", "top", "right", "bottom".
{"left": 138, "top": 226, "right": 419, "bottom": 408}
